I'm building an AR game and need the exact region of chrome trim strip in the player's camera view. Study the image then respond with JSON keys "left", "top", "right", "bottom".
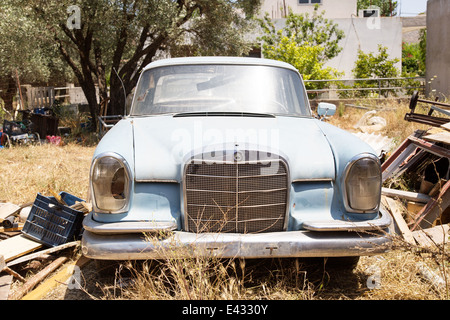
{"left": 134, "top": 179, "right": 179, "bottom": 183}
{"left": 292, "top": 178, "right": 333, "bottom": 183}
{"left": 302, "top": 206, "right": 392, "bottom": 232}
{"left": 82, "top": 211, "right": 177, "bottom": 234}
{"left": 190, "top": 158, "right": 283, "bottom": 165}
{"left": 341, "top": 153, "right": 382, "bottom": 214}
{"left": 186, "top": 187, "right": 287, "bottom": 194}
{"left": 187, "top": 203, "right": 286, "bottom": 209}
{"left": 188, "top": 217, "right": 283, "bottom": 223}
{"left": 186, "top": 173, "right": 287, "bottom": 179}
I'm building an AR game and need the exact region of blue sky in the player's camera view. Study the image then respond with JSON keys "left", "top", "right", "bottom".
{"left": 397, "top": 0, "right": 428, "bottom": 16}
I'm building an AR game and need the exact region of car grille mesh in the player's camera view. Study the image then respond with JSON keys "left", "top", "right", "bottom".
{"left": 184, "top": 158, "right": 288, "bottom": 233}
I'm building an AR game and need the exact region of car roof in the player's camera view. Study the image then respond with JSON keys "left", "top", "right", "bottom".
{"left": 143, "top": 56, "right": 299, "bottom": 73}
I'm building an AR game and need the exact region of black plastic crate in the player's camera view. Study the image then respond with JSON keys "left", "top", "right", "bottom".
{"left": 22, "top": 193, "right": 85, "bottom": 247}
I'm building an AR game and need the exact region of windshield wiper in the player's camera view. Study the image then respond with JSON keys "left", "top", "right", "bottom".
{"left": 173, "top": 111, "right": 276, "bottom": 118}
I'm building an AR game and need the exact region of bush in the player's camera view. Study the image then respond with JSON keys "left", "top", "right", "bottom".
{"left": 350, "top": 45, "right": 400, "bottom": 97}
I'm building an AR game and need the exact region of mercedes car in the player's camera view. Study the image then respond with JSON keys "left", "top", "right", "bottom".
{"left": 81, "top": 57, "right": 392, "bottom": 266}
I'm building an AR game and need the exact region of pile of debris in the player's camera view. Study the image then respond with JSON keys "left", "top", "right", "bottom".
{"left": 0, "top": 191, "right": 91, "bottom": 300}
{"left": 0, "top": 108, "right": 61, "bottom": 148}
{"left": 381, "top": 92, "right": 450, "bottom": 248}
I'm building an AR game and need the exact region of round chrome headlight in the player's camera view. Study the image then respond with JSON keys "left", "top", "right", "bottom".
{"left": 342, "top": 153, "right": 381, "bottom": 213}
{"left": 90, "top": 153, "right": 131, "bottom": 213}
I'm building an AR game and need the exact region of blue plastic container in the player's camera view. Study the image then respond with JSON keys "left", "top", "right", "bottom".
{"left": 22, "top": 192, "right": 85, "bottom": 247}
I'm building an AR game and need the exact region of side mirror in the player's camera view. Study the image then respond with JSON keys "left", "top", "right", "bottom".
{"left": 317, "top": 102, "right": 336, "bottom": 117}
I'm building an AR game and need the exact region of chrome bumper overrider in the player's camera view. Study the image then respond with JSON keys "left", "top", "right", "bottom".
{"left": 81, "top": 209, "right": 393, "bottom": 260}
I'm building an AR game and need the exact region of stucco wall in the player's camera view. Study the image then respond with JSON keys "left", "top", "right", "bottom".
{"left": 259, "top": 0, "right": 357, "bottom": 19}
{"left": 426, "top": 0, "right": 450, "bottom": 98}
{"left": 325, "top": 17, "right": 403, "bottom": 78}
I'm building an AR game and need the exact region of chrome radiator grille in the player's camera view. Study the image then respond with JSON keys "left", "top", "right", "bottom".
{"left": 184, "top": 154, "right": 288, "bottom": 233}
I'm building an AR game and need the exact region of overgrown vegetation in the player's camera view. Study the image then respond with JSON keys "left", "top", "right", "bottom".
{"left": 402, "top": 29, "right": 427, "bottom": 77}
{"left": 348, "top": 45, "right": 400, "bottom": 98}
{"left": 258, "top": 5, "right": 344, "bottom": 94}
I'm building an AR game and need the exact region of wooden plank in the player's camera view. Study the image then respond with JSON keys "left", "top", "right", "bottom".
{"left": 412, "top": 224, "right": 450, "bottom": 247}
{"left": 0, "top": 234, "right": 43, "bottom": 262}
{"left": 7, "top": 241, "right": 79, "bottom": 267}
{"left": 412, "top": 180, "right": 450, "bottom": 230}
{"left": 22, "top": 255, "right": 90, "bottom": 300}
{"left": 382, "top": 187, "right": 431, "bottom": 204}
{"left": 1, "top": 254, "right": 25, "bottom": 283}
{"left": 422, "top": 132, "right": 450, "bottom": 145}
{"left": 0, "top": 255, "right": 4, "bottom": 272}
{"left": 9, "top": 256, "right": 68, "bottom": 300}
{"left": 383, "top": 196, "right": 416, "bottom": 244}
{"left": 440, "top": 122, "right": 450, "bottom": 132}
{"left": 0, "top": 274, "right": 13, "bottom": 300}
{"left": 0, "top": 203, "right": 21, "bottom": 222}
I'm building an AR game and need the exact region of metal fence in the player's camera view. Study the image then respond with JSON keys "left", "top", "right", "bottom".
{"left": 304, "top": 77, "right": 426, "bottom": 99}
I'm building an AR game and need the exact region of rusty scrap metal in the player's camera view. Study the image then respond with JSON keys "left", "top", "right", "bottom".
{"left": 405, "top": 91, "right": 450, "bottom": 127}
{"left": 382, "top": 127, "right": 450, "bottom": 231}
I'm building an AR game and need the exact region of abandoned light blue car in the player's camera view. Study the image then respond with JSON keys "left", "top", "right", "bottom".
{"left": 81, "top": 56, "right": 392, "bottom": 266}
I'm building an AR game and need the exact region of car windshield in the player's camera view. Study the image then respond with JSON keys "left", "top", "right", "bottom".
{"left": 130, "top": 64, "right": 311, "bottom": 116}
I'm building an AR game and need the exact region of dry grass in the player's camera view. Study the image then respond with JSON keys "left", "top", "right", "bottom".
{"left": 328, "top": 99, "right": 432, "bottom": 148}
{"left": 93, "top": 236, "right": 448, "bottom": 300}
{"left": 0, "top": 142, "right": 95, "bottom": 204}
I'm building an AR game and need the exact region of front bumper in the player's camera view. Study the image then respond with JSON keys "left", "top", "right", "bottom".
{"left": 81, "top": 209, "right": 393, "bottom": 260}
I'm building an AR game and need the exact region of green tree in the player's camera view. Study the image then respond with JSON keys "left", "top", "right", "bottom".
{"left": 0, "top": 5, "right": 71, "bottom": 112}
{"left": 353, "top": 45, "right": 400, "bottom": 78}
{"left": 402, "top": 42, "right": 425, "bottom": 76}
{"left": 10, "top": 0, "right": 261, "bottom": 129}
{"left": 352, "top": 45, "right": 400, "bottom": 97}
{"left": 357, "top": 0, "right": 398, "bottom": 17}
{"left": 418, "top": 28, "right": 427, "bottom": 73}
{"left": 257, "top": 5, "right": 344, "bottom": 96}
{"left": 262, "top": 35, "right": 342, "bottom": 92}
{"left": 401, "top": 30, "right": 426, "bottom": 95}
{"left": 258, "top": 5, "right": 345, "bottom": 62}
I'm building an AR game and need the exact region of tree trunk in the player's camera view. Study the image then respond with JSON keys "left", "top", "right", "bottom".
{"left": 0, "top": 74, "right": 17, "bottom": 113}
{"left": 94, "top": 40, "right": 108, "bottom": 115}
{"left": 81, "top": 82, "right": 99, "bottom": 132}
{"left": 108, "top": 73, "right": 127, "bottom": 116}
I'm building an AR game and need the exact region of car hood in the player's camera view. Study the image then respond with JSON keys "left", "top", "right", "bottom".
{"left": 131, "top": 115, "right": 336, "bottom": 182}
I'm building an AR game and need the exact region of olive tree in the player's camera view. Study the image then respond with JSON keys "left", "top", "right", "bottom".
{"left": 10, "top": 0, "right": 261, "bottom": 129}
{"left": 0, "top": 5, "right": 69, "bottom": 112}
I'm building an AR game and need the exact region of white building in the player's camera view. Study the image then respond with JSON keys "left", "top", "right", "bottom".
{"left": 259, "top": 0, "right": 357, "bottom": 19}
{"left": 256, "top": 0, "right": 402, "bottom": 78}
